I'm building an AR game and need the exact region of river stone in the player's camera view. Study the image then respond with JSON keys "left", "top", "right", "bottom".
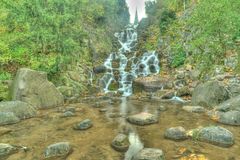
{"left": 127, "top": 112, "right": 158, "bottom": 126}
{"left": 0, "top": 101, "right": 37, "bottom": 119}
{"left": 73, "top": 119, "right": 92, "bottom": 130}
{"left": 182, "top": 106, "right": 205, "bottom": 113}
{"left": 0, "top": 112, "right": 20, "bottom": 126}
{"left": 61, "top": 111, "right": 75, "bottom": 118}
{"left": 44, "top": 142, "right": 72, "bottom": 159}
{"left": 216, "top": 95, "right": 240, "bottom": 112}
{"left": 11, "top": 68, "right": 64, "bottom": 109}
{"left": 133, "top": 148, "right": 165, "bottom": 160}
{"left": 192, "top": 81, "right": 229, "bottom": 108}
{"left": 210, "top": 111, "right": 240, "bottom": 126}
{"left": 111, "top": 134, "right": 130, "bottom": 152}
{"left": 198, "top": 126, "right": 234, "bottom": 147}
{"left": 164, "top": 126, "right": 187, "bottom": 141}
{"left": 0, "top": 143, "right": 17, "bottom": 158}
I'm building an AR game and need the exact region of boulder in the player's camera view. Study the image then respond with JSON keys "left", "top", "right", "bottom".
{"left": 11, "top": 68, "right": 64, "bottom": 109}
{"left": 44, "top": 142, "right": 72, "bottom": 159}
{"left": 228, "top": 83, "right": 240, "bottom": 98}
{"left": 164, "top": 126, "right": 188, "bottom": 141}
{"left": 192, "top": 81, "right": 229, "bottom": 108}
{"left": 133, "top": 148, "right": 165, "bottom": 160}
{"left": 111, "top": 134, "right": 130, "bottom": 152}
{"left": 197, "top": 126, "right": 234, "bottom": 147}
{"left": 0, "top": 112, "right": 20, "bottom": 126}
{"left": 127, "top": 112, "right": 158, "bottom": 126}
{"left": 216, "top": 95, "right": 240, "bottom": 112}
{"left": 0, "top": 101, "right": 37, "bottom": 119}
{"left": 209, "top": 110, "right": 240, "bottom": 126}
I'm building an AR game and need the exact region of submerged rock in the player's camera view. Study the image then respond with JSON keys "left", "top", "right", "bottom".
{"left": 191, "top": 81, "right": 229, "bottom": 108}
{"left": 44, "top": 142, "right": 72, "bottom": 159}
{"left": 164, "top": 126, "right": 187, "bottom": 141}
{"left": 111, "top": 134, "right": 130, "bottom": 152}
{"left": 73, "top": 119, "right": 92, "bottom": 130}
{"left": 0, "top": 101, "right": 37, "bottom": 120}
{"left": 182, "top": 106, "right": 205, "bottom": 113}
{"left": 11, "top": 68, "right": 64, "bottom": 109}
{"left": 132, "top": 148, "right": 165, "bottom": 160}
{"left": 0, "top": 112, "right": 20, "bottom": 126}
{"left": 0, "top": 143, "right": 17, "bottom": 158}
{"left": 127, "top": 112, "right": 158, "bottom": 126}
{"left": 197, "top": 126, "right": 234, "bottom": 147}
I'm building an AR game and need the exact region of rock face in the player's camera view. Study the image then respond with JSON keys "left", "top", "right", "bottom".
{"left": 0, "top": 112, "right": 20, "bottom": 126}
{"left": 127, "top": 112, "right": 158, "bottom": 126}
{"left": 111, "top": 134, "right": 130, "bottom": 152}
{"left": 191, "top": 81, "right": 229, "bottom": 108}
{"left": 73, "top": 119, "right": 92, "bottom": 130}
{"left": 0, "top": 101, "right": 37, "bottom": 119}
{"left": 216, "top": 95, "right": 240, "bottom": 112}
{"left": 164, "top": 126, "right": 187, "bottom": 141}
{"left": 197, "top": 126, "right": 234, "bottom": 147}
{"left": 44, "top": 142, "right": 72, "bottom": 159}
{"left": 11, "top": 68, "right": 64, "bottom": 109}
{"left": 0, "top": 143, "right": 17, "bottom": 158}
{"left": 133, "top": 148, "right": 165, "bottom": 160}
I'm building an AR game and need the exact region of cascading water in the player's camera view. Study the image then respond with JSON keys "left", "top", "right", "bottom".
{"left": 100, "top": 24, "right": 160, "bottom": 96}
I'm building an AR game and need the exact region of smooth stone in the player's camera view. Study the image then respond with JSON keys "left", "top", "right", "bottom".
{"left": 182, "top": 106, "right": 205, "bottom": 113}
{"left": 0, "top": 143, "right": 17, "bottom": 157}
{"left": 216, "top": 95, "right": 240, "bottom": 112}
{"left": 0, "top": 112, "right": 20, "bottom": 125}
{"left": 0, "top": 101, "right": 37, "bottom": 120}
{"left": 198, "top": 126, "right": 234, "bottom": 147}
{"left": 44, "top": 142, "right": 72, "bottom": 159}
{"left": 133, "top": 148, "right": 165, "bottom": 160}
{"left": 61, "top": 111, "right": 75, "bottom": 118}
{"left": 73, "top": 119, "right": 92, "bottom": 130}
{"left": 111, "top": 134, "right": 130, "bottom": 152}
{"left": 127, "top": 112, "right": 158, "bottom": 126}
{"left": 164, "top": 126, "right": 187, "bottom": 141}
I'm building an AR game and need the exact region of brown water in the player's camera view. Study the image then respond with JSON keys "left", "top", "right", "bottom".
{"left": 1, "top": 98, "right": 240, "bottom": 160}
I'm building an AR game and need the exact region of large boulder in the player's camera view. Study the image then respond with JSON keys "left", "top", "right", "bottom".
{"left": 0, "top": 101, "right": 37, "bottom": 119}
{"left": 11, "top": 68, "right": 64, "bottom": 109}
{"left": 0, "top": 112, "right": 20, "bottom": 126}
{"left": 216, "top": 95, "right": 240, "bottom": 112}
{"left": 191, "top": 81, "right": 229, "bottom": 108}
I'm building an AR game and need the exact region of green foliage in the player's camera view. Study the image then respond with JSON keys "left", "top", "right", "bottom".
{"left": 171, "top": 49, "right": 186, "bottom": 68}
{"left": 0, "top": 72, "right": 12, "bottom": 81}
{"left": 159, "top": 9, "right": 176, "bottom": 33}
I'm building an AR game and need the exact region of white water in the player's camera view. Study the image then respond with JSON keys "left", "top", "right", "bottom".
{"left": 100, "top": 24, "right": 160, "bottom": 96}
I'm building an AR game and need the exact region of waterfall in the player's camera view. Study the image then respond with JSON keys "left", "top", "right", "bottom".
{"left": 100, "top": 24, "right": 160, "bottom": 96}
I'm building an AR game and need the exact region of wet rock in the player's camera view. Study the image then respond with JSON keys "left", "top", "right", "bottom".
{"left": 61, "top": 111, "right": 75, "bottom": 118}
{"left": 133, "top": 148, "right": 165, "bottom": 160}
{"left": 11, "top": 68, "right": 64, "bottom": 109}
{"left": 182, "top": 106, "right": 205, "bottom": 113}
{"left": 0, "top": 143, "right": 17, "bottom": 158}
{"left": 44, "top": 142, "right": 72, "bottom": 159}
{"left": 192, "top": 81, "right": 229, "bottom": 108}
{"left": 111, "top": 134, "right": 130, "bottom": 152}
{"left": 209, "top": 111, "right": 240, "bottom": 126}
{"left": 73, "top": 119, "right": 92, "bottom": 130}
{"left": 93, "top": 65, "right": 106, "bottom": 74}
{"left": 216, "top": 95, "right": 240, "bottom": 112}
{"left": 164, "top": 126, "right": 187, "bottom": 141}
{"left": 0, "top": 112, "right": 20, "bottom": 126}
{"left": 0, "top": 101, "right": 37, "bottom": 120}
{"left": 127, "top": 112, "right": 158, "bottom": 125}
{"left": 197, "top": 126, "right": 234, "bottom": 147}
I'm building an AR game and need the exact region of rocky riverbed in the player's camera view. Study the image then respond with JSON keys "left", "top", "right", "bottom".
{"left": 0, "top": 97, "right": 239, "bottom": 160}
